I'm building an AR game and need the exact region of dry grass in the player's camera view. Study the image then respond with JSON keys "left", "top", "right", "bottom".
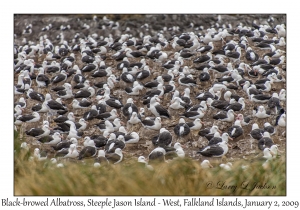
{"left": 14, "top": 131, "right": 286, "bottom": 196}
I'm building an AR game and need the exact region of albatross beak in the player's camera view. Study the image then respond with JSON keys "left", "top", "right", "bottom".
{"left": 229, "top": 137, "right": 233, "bottom": 141}
{"left": 209, "top": 163, "right": 213, "bottom": 168}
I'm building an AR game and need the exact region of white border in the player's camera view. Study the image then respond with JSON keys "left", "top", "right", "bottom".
{"left": 2, "top": 0, "right": 298, "bottom": 209}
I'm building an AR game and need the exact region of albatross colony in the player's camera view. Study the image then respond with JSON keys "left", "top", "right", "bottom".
{"left": 14, "top": 14, "right": 286, "bottom": 168}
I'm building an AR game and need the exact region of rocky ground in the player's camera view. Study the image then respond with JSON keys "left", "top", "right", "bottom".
{"left": 14, "top": 14, "right": 286, "bottom": 165}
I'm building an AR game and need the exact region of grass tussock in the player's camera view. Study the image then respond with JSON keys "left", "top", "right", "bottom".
{"left": 14, "top": 132, "right": 286, "bottom": 196}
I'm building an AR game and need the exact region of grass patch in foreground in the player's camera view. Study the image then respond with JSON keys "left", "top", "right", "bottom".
{"left": 14, "top": 133, "right": 286, "bottom": 196}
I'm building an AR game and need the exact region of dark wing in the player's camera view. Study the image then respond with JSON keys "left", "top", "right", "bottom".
{"left": 55, "top": 148, "right": 69, "bottom": 157}
{"left": 228, "top": 126, "right": 243, "bottom": 138}
{"left": 95, "top": 156, "right": 109, "bottom": 165}
{"left": 250, "top": 129, "right": 264, "bottom": 140}
{"left": 96, "top": 112, "right": 112, "bottom": 120}
{"left": 91, "top": 70, "right": 107, "bottom": 77}
{"left": 264, "top": 126, "right": 275, "bottom": 134}
{"left": 165, "top": 151, "right": 178, "bottom": 160}
{"left": 55, "top": 122, "right": 71, "bottom": 132}
{"left": 83, "top": 110, "right": 98, "bottom": 120}
{"left": 182, "top": 111, "right": 198, "bottom": 118}
{"left": 38, "top": 135, "right": 53, "bottom": 143}
{"left": 155, "top": 105, "right": 170, "bottom": 118}
{"left": 54, "top": 116, "right": 68, "bottom": 123}
{"left": 208, "top": 137, "right": 222, "bottom": 146}
{"left": 268, "top": 97, "right": 280, "bottom": 109}
{"left": 197, "top": 145, "right": 224, "bottom": 157}
{"left": 212, "top": 100, "right": 229, "bottom": 110}
{"left": 51, "top": 141, "right": 71, "bottom": 150}
{"left": 148, "top": 151, "right": 165, "bottom": 164}
{"left": 198, "top": 128, "right": 210, "bottom": 136}
{"left": 157, "top": 132, "right": 172, "bottom": 146}
{"left": 258, "top": 137, "right": 274, "bottom": 150}
{"left": 93, "top": 138, "right": 107, "bottom": 148}
{"left": 225, "top": 103, "right": 242, "bottom": 111}
{"left": 47, "top": 100, "right": 65, "bottom": 110}
{"left": 78, "top": 146, "right": 97, "bottom": 160}
{"left": 75, "top": 90, "right": 90, "bottom": 98}
{"left": 37, "top": 74, "right": 50, "bottom": 85}
{"left": 29, "top": 92, "right": 45, "bottom": 102}
{"left": 52, "top": 86, "right": 65, "bottom": 91}
{"left": 106, "top": 99, "right": 123, "bottom": 109}
{"left": 25, "top": 128, "right": 44, "bottom": 137}
{"left": 142, "top": 119, "right": 154, "bottom": 127}
{"left": 18, "top": 114, "right": 35, "bottom": 122}
{"left": 213, "top": 111, "right": 227, "bottom": 120}
{"left": 174, "top": 123, "right": 190, "bottom": 136}
{"left": 105, "top": 153, "right": 121, "bottom": 163}
{"left": 180, "top": 77, "right": 196, "bottom": 84}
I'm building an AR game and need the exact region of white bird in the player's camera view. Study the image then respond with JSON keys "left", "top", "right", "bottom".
{"left": 212, "top": 83, "right": 227, "bottom": 92}
{"left": 279, "top": 89, "right": 286, "bottom": 101}
{"left": 14, "top": 105, "right": 24, "bottom": 117}
{"left": 66, "top": 121, "right": 83, "bottom": 139}
{"left": 178, "top": 73, "right": 197, "bottom": 87}
{"left": 138, "top": 156, "right": 154, "bottom": 170}
{"left": 275, "top": 24, "right": 286, "bottom": 38}
{"left": 173, "top": 142, "right": 185, "bottom": 158}
{"left": 277, "top": 113, "right": 286, "bottom": 127}
{"left": 254, "top": 106, "right": 271, "bottom": 119}
{"left": 169, "top": 97, "right": 188, "bottom": 110}
{"left": 33, "top": 148, "right": 47, "bottom": 161}
{"left": 20, "top": 142, "right": 29, "bottom": 151}
{"left": 104, "top": 120, "right": 115, "bottom": 133}
{"left": 148, "top": 95, "right": 170, "bottom": 118}
{"left": 15, "top": 111, "right": 41, "bottom": 125}
{"left": 112, "top": 118, "right": 122, "bottom": 132}
{"left": 141, "top": 116, "right": 162, "bottom": 130}
{"left": 42, "top": 132, "right": 62, "bottom": 145}
{"left": 50, "top": 158, "right": 64, "bottom": 168}
{"left": 83, "top": 137, "right": 95, "bottom": 147}
{"left": 200, "top": 160, "right": 213, "bottom": 169}
{"left": 128, "top": 112, "right": 141, "bottom": 124}
{"left": 125, "top": 81, "right": 144, "bottom": 95}
{"left": 187, "top": 118, "right": 204, "bottom": 131}
{"left": 220, "top": 162, "right": 232, "bottom": 171}
{"left": 63, "top": 144, "right": 79, "bottom": 159}
{"left": 125, "top": 132, "right": 140, "bottom": 144}
{"left": 262, "top": 148, "right": 274, "bottom": 160}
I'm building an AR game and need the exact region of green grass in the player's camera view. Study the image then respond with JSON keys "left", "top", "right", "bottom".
{"left": 14, "top": 131, "right": 286, "bottom": 196}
